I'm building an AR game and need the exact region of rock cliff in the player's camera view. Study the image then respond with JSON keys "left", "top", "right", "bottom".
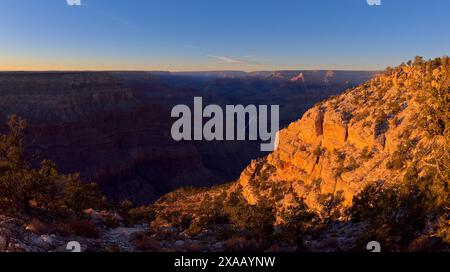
{"left": 238, "top": 57, "right": 449, "bottom": 211}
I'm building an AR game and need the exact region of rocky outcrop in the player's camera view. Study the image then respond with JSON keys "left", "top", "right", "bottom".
{"left": 238, "top": 58, "right": 449, "bottom": 211}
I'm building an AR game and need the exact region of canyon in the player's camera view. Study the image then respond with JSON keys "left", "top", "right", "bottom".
{"left": 0, "top": 58, "right": 448, "bottom": 252}
{"left": 146, "top": 57, "right": 449, "bottom": 252}
{"left": 0, "top": 70, "right": 374, "bottom": 204}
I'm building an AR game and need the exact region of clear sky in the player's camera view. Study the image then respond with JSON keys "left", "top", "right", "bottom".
{"left": 0, "top": 0, "right": 449, "bottom": 71}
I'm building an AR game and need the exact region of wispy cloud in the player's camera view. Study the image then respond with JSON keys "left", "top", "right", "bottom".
{"left": 206, "top": 55, "right": 244, "bottom": 64}
{"left": 206, "top": 54, "right": 260, "bottom": 65}
{"left": 181, "top": 44, "right": 261, "bottom": 66}
{"left": 66, "top": 0, "right": 82, "bottom": 6}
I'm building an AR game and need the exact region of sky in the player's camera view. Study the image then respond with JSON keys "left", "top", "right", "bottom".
{"left": 0, "top": 0, "right": 449, "bottom": 71}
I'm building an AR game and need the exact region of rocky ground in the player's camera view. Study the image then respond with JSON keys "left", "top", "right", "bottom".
{"left": 0, "top": 214, "right": 146, "bottom": 252}
{"left": 0, "top": 211, "right": 369, "bottom": 252}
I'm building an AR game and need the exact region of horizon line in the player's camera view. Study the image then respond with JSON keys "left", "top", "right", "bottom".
{"left": 0, "top": 69, "right": 381, "bottom": 73}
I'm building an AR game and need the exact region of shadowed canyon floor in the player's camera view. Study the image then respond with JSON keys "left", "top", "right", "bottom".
{"left": 0, "top": 70, "right": 373, "bottom": 204}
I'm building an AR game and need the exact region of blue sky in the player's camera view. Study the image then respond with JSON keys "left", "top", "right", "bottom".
{"left": 0, "top": 0, "right": 449, "bottom": 71}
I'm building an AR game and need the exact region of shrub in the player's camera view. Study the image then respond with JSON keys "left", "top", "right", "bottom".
{"left": 374, "top": 114, "right": 389, "bottom": 137}
{"left": 225, "top": 193, "right": 275, "bottom": 236}
{"left": 104, "top": 215, "right": 121, "bottom": 229}
{"left": 362, "top": 120, "right": 373, "bottom": 128}
{"left": 386, "top": 152, "right": 404, "bottom": 170}
{"left": 344, "top": 157, "right": 359, "bottom": 172}
{"left": 61, "top": 179, "right": 104, "bottom": 216}
{"left": 353, "top": 110, "right": 369, "bottom": 122}
{"left": 316, "top": 191, "right": 344, "bottom": 224}
{"left": 0, "top": 116, "right": 105, "bottom": 219}
{"left": 127, "top": 206, "right": 155, "bottom": 224}
{"left": 118, "top": 199, "right": 134, "bottom": 215}
{"left": 68, "top": 220, "right": 100, "bottom": 238}
{"left": 342, "top": 111, "right": 353, "bottom": 123}
{"left": 386, "top": 141, "right": 414, "bottom": 170}
{"left": 197, "top": 192, "right": 229, "bottom": 228}
{"left": 417, "top": 87, "right": 449, "bottom": 138}
{"left": 185, "top": 220, "right": 205, "bottom": 237}
{"left": 436, "top": 211, "right": 450, "bottom": 244}
{"left": 349, "top": 182, "right": 428, "bottom": 249}
{"left": 160, "top": 210, "right": 192, "bottom": 230}
{"left": 360, "top": 147, "right": 373, "bottom": 160}
{"left": 279, "top": 197, "right": 318, "bottom": 249}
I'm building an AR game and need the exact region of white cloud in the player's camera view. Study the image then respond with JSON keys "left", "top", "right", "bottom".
{"left": 67, "top": 0, "right": 81, "bottom": 6}
{"left": 206, "top": 54, "right": 260, "bottom": 65}
{"left": 207, "top": 55, "right": 244, "bottom": 64}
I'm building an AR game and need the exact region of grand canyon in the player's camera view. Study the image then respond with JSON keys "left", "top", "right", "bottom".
{"left": 0, "top": 70, "right": 373, "bottom": 204}
{"left": 0, "top": 57, "right": 448, "bottom": 252}
{"left": 0, "top": 0, "right": 449, "bottom": 256}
